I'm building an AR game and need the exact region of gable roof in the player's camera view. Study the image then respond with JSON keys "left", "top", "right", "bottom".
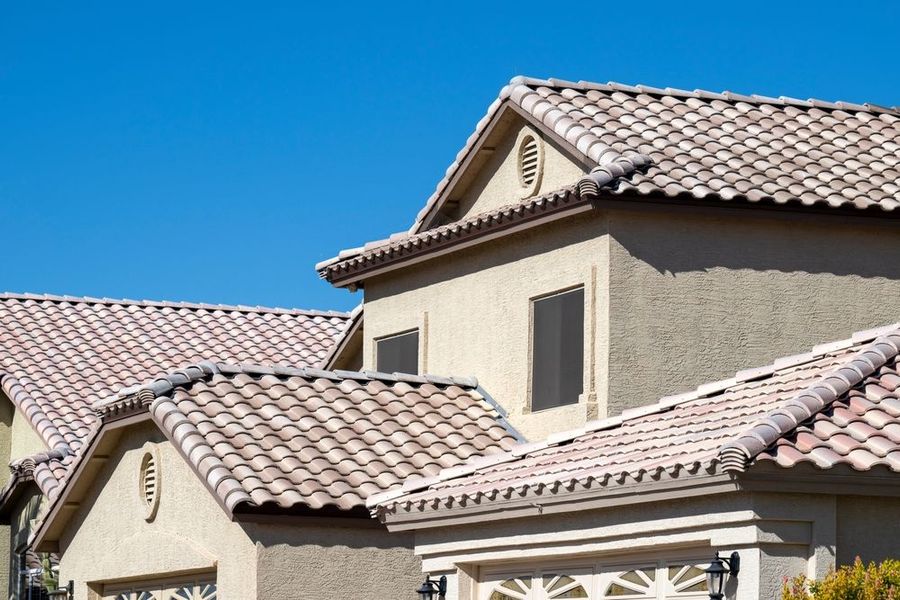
{"left": 0, "top": 293, "right": 352, "bottom": 494}
{"left": 416, "top": 76, "right": 900, "bottom": 230}
{"left": 33, "top": 362, "right": 519, "bottom": 547}
{"left": 320, "top": 76, "right": 900, "bottom": 284}
{"left": 369, "top": 322, "right": 900, "bottom": 522}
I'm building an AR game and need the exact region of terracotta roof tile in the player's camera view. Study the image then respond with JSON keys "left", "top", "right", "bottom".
{"left": 90, "top": 362, "right": 520, "bottom": 514}
{"left": 370, "top": 323, "right": 900, "bottom": 517}
{"left": 320, "top": 77, "right": 900, "bottom": 283}
{"left": 0, "top": 293, "right": 352, "bottom": 493}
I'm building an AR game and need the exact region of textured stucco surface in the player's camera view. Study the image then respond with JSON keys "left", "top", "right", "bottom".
{"left": 361, "top": 120, "right": 900, "bottom": 439}
{"left": 448, "top": 120, "right": 586, "bottom": 223}
{"left": 836, "top": 496, "right": 900, "bottom": 566}
{"left": 57, "top": 422, "right": 258, "bottom": 599}
{"left": 54, "top": 420, "right": 426, "bottom": 599}
{"left": 364, "top": 212, "right": 609, "bottom": 441}
{"left": 405, "top": 491, "right": 858, "bottom": 600}
{"left": 605, "top": 206, "right": 900, "bottom": 415}
{"left": 9, "top": 408, "right": 45, "bottom": 466}
{"left": 250, "top": 521, "right": 421, "bottom": 600}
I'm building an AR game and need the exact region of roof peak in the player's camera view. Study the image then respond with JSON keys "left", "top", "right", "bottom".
{"left": 93, "top": 360, "right": 481, "bottom": 421}
{"left": 508, "top": 75, "right": 900, "bottom": 115}
{"left": 0, "top": 291, "right": 349, "bottom": 319}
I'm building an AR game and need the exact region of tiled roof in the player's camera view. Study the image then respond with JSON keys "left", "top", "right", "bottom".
{"left": 414, "top": 76, "right": 900, "bottom": 231}
{"left": 370, "top": 323, "right": 900, "bottom": 517}
{"left": 321, "top": 76, "right": 900, "bottom": 282}
{"left": 0, "top": 293, "right": 352, "bottom": 481}
{"left": 92, "top": 362, "right": 519, "bottom": 514}
{"left": 317, "top": 187, "right": 584, "bottom": 283}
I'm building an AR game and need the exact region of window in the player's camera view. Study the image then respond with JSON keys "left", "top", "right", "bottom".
{"left": 376, "top": 330, "right": 419, "bottom": 374}
{"left": 531, "top": 288, "right": 584, "bottom": 411}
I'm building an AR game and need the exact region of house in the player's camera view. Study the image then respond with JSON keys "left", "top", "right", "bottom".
{"left": 2, "top": 75, "right": 899, "bottom": 599}
{"left": 0, "top": 294, "right": 350, "bottom": 596}
{"left": 367, "top": 322, "right": 900, "bottom": 600}
{"left": 319, "top": 76, "right": 900, "bottom": 441}
{"left": 28, "top": 361, "right": 516, "bottom": 598}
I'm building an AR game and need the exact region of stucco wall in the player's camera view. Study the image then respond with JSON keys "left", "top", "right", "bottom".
{"left": 9, "top": 409, "right": 45, "bottom": 464}
{"left": 57, "top": 422, "right": 258, "bottom": 599}
{"left": 835, "top": 495, "right": 900, "bottom": 566}
{"left": 606, "top": 206, "right": 900, "bottom": 414}
{"left": 249, "top": 520, "right": 421, "bottom": 600}
{"left": 364, "top": 211, "right": 609, "bottom": 441}
{"left": 449, "top": 121, "right": 586, "bottom": 223}
{"left": 404, "top": 490, "right": 847, "bottom": 600}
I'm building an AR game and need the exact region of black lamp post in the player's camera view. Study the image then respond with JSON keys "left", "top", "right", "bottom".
{"left": 705, "top": 551, "right": 740, "bottom": 600}
{"left": 416, "top": 575, "right": 447, "bottom": 600}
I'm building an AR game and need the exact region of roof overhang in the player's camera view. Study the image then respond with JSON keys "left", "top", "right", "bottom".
{"left": 32, "top": 411, "right": 148, "bottom": 552}
{"left": 376, "top": 462, "right": 900, "bottom": 532}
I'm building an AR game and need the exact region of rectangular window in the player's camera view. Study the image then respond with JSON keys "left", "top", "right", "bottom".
{"left": 531, "top": 287, "right": 584, "bottom": 411}
{"left": 376, "top": 330, "right": 419, "bottom": 374}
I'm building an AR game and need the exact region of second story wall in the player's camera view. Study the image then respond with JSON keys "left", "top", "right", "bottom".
{"left": 361, "top": 201, "right": 900, "bottom": 442}
{"left": 363, "top": 212, "right": 609, "bottom": 441}
{"left": 605, "top": 203, "right": 900, "bottom": 416}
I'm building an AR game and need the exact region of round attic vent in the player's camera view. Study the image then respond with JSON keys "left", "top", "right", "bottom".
{"left": 516, "top": 130, "right": 543, "bottom": 197}
{"left": 139, "top": 444, "right": 161, "bottom": 521}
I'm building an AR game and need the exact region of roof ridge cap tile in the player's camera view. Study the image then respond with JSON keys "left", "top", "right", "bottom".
{"left": 718, "top": 326, "right": 900, "bottom": 472}
{"left": 320, "top": 186, "right": 583, "bottom": 279}
{"left": 0, "top": 291, "right": 349, "bottom": 319}
{"left": 428, "top": 320, "right": 900, "bottom": 462}
{"left": 510, "top": 75, "right": 899, "bottom": 115}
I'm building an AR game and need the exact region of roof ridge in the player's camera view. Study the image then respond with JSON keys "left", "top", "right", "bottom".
{"left": 510, "top": 75, "right": 900, "bottom": 116}
{"left": 93, "top": 360, "right": 481, "bottom": 420}
{"left": 0, "top": 292, "right": 350, "bottom": 319}
{"left": 414, "top": 321, "right": 900, "bottom": 470}
{"left": 718, "top": 325, "right": 900, "bottom": 472}
{"left": 318, "top": 186, "right": 587, "bottom": 279}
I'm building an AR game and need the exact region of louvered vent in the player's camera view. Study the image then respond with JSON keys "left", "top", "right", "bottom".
{"left": 141, "top": 453, "right": 157, "bottom": 507}
{"left": 139, "top": 448, "right": 161, "bottom": 520}
{"left": 518, "top": 135, "right": 540, "bottom": 187}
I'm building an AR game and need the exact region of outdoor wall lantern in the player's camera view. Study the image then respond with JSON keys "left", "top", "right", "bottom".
{"left": 705, "top": 551, "right": 740, "bottom": 600}
{"left": 416, "top": 575, "right": 447, "bottom": 600}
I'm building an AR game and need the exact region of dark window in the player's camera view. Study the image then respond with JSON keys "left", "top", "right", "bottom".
{"left": 531, "top": 288, "right": 584, "bottom": 411}
{"left": 376, "top": 330, "right": 419, "bottom": 374}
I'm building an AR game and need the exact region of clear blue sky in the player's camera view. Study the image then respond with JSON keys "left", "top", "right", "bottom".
{"left": 2, "top": 2, "right": 897, "bottom": 312}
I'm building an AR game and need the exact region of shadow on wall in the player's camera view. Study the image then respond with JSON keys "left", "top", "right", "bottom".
{"left": 244, "top": 519, "right": 414, "bottom": 551}
{"left": 611, "top": 202, "right": 900, "bottom": 280}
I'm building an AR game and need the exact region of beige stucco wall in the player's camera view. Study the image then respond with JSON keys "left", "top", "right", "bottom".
{"left": 364, "top": 201, "right": 900, "bottom": 439}
{"left": 9, "top": 409, "right": 45, "bottom": 465}
{"left": 448, "top": 121, "right": 586, "bottom": 223}
{"left": 835, "top": 495, "right": 900, "bottom": 566}
{"left": 55, "top": 420, "right": 426, "bottom": 600}
{"left": 605, "top": 206, "right": 900, "bottom": 414}
{"left": 364, "top": 211, "right": 610, "bottom": 441}
{"left": 402, "top": 490, "right": 855, "bottom": 600}
{"left": 248, "top": 520, "right": 421, "bottom": 600}
{"left": 57, "top": 421, "right": 258, "bottom": 599}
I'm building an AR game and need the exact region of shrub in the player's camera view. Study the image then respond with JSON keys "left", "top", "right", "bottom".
{"left": 782, "top": 558, "right": 900, "bottom": 600}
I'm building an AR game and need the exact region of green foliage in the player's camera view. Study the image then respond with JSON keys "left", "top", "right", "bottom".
{"left": 782, "top": 558, "right": 900, "bottom": 600}
{"left": 40, "top": 554, "right": 57, "bottom": 591}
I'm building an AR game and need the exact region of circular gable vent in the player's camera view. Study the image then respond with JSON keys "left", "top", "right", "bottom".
{"left": 516, "top": 130, "right": 544, "bottom": 197}
{"left": 139, "top": 444, "right": 161, "bottom": 521}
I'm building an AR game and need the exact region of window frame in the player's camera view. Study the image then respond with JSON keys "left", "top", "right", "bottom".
{"left": 527, "top": 285, "right": 586, "bottom": 413}
{"left": 374, "top": 328, "right": 420, "bottom": 375}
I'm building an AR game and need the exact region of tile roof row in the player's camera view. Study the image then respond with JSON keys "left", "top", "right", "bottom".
{"left": 317, "top": 186, "right": 584, "bottom": 284}
{"left": 0, "top": 293, "right": 353, "bottom": 495}
{"left": 370, "top": 323, "right": 900, "bottom": 518}
{"left": 90, "top": 361, "right": 519, "bottom": 514}
{"left": 323, "top": 76, "right": 900, "bottom": 280}
{"left": 413, "top": 76, "right": 900, "bottom": 232}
